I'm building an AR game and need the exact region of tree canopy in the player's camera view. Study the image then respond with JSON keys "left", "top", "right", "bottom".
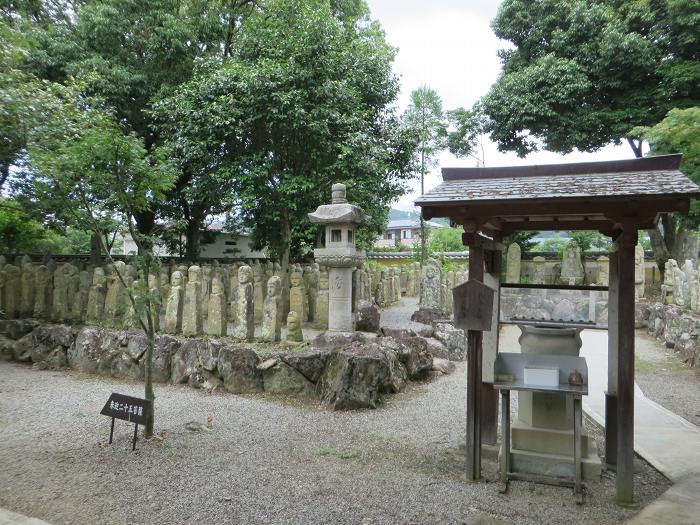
{"left": 482, "top": 0, "right": 699, "bottom": 158}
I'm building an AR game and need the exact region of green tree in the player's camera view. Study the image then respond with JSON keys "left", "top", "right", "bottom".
{"left": 482, "top": 0, "right": 699, "bottom": 158}
{"left": 156, "top": 0, "right": 415, "bottom": 277}
{"left": 20, "top": 0, "right": 259, "bottom": 254}
{"left": 26, "top": 84, "right": 175, "bottom": 437}
{"left": 428, "top": 226, "right": 466, "bottom": 254}
{"left": 403, "top": 88, "right": 482, "bottom": 261}
{"left": 636, "top": 107, "right": 700, "bottom": 272}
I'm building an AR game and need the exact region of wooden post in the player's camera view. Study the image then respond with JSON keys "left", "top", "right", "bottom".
{"left": 481, "top": 248, "right": 501, "bottom": 445}
{"left": 466, "top": 237, "right": 484, "bottom": 480}
{"left": 615, "top": 230, "right": 637, "bottom": 505}
{"left": 606, "top": 245, "right": 619, "bottom": 469}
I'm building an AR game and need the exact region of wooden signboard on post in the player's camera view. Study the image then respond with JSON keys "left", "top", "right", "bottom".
{"left": 453, "top": 279, "right": 495, "bottom": 332}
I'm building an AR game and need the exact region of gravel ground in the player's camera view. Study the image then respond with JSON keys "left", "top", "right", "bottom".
{"left": 634, "top": 329, "right": 700, "bottom": 426}
{"left": 0, "top": 298, "right": 671, "bottom": 525}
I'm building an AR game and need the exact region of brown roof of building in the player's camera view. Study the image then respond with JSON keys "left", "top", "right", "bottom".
{"left": 416, "top": 155, "right": 700, "bottom": 205}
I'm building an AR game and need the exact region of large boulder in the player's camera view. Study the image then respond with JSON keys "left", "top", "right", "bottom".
{"left": 170, "top": 339, "right": 222, "bottom": 385}
{"left": 635, "top": 302, "right": 651, "bottom": 328}
{"left": 13, "top": 324, "right": 73, "bottom": 367}
{"left": 0, "top": 335, "right": 15, "bottom": 361}
{"left": 317, "top": 341, "right": 407, "bottom": 410}
{"left": 423, "top": 337, "right": 449, "bottom": 359}
{"left": 149, "top": 335, "right": 180, "bottom": 383}
{"left": 432, "top": 357, "right": 456, "bottom": 375}
{"left": 262, "top": 361, "right": 315, "bottom": 397}
{"left": 313, "top": 331, "right": 367, "bottom": 351}
{"left": 379, "top": 327, "right": 416, "bottom": 339}
{"left": 355, "top": 301, "right": 380, "bottom": 332}
{"left": 281, "top": 349, "right": 329, "bottom": 384}
{"left": 69, "top": 327, "right": 105, "bottom": 373}
{"left": 378, "top": 336, "right": 432, "bottom": 380}
{"left": 218, "top": 345, "right": 262, "bottom": 394}
{"left": 0, "top": 319, "right": 39, "bottom": 340}
{"left": 433, "top": 322, "right": 466, "bottom": 360}
{"left": 676, "top": 333, "right": 700, "bottom": 367}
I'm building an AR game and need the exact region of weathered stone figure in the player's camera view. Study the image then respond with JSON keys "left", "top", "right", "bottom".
{"left": 232, "top": 265, "right": 254, "bottom": 342}
{"left": 206, "top": 276, "right": 227, "bottom": 336}
{"left": 532, "top": 256, "right": 547, "bottom": 285}
{"left": 19, "top": 263, "right": 36, "bottom": 318}
{"left": 163, "top": 271, "right": 185, "bottom": 334}
{"left": 419, "top": 258, "right": 442, "bottom": 311}
{"left": 596, "top": 256, "right": 610, "bottom": 287}
{"left": 86, "top": 267, "right": 106, "bottom": 323}
{"left": 304, "top": 264, "right": 319, "bottom": 321}
{"left": 289, "top": 270, "right": 307, "bottom": 323}
{"left": 506, "top": 242, "right": 521, "bottom": 283}
{"left": 559, "top": 239, "right": 585, "bottom": 285}
{"left": 285, "top": 310, "right": 303, "bottom": 342}
{"left": 392, "top": 267, "right": 402, "bottom": 302}
{"left": 262, "top": 275, "right": 282, "bottom": 342}
{"left": 3, "top": 264, "right": 21, "bottom": 319}
{"left": 104, "top": 262, "right": 127, "bottom": 323}
{"left": 33, "top": 265, "right": 52, "bottom": 319}
{"left": 182, "top": 265, "right": 203, "bottom": 336}
{"left": 228, "top": 263, "right": 239, "bottom": 322}
{"left": 252, "top": 262, "right": 264, "bottom": 323}
{"left": 662, "top": 259, "right": 677, "bottom": 304}
{"left": 635, "top": 244, "right": 646, "bottom": 298}
{"left": 315, "top": 271, "right": 329, "bottom": 329}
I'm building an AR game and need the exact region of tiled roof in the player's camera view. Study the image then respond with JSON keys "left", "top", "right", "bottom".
{"left": 416, "top": 169, "right": 700, "bottom": 205}
{"left": 387, "top": 219, "right": 444, "bottom": 229}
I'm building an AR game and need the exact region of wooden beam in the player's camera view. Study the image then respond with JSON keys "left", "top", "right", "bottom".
{"left": 615, "top": 229, "right": 637, "bottom": 505}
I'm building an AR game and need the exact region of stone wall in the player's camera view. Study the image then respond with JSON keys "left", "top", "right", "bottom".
{"left": 635, "top": 302, "right": 700, "bottom": 368}
{"left": 0, "top": 319, "right": 450, "bottom": 409}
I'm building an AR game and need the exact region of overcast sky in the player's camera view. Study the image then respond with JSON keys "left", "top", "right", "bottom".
{"left": 365, "top": 0, "right": 635, "bottom": 211}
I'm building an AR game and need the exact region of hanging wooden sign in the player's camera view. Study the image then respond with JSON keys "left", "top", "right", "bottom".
{"left": 453, "top": 279, "right": 496, "bottom": 332}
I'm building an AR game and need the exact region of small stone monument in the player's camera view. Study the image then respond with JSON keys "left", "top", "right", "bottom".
{"left": 262, "top": 275, "right": 282, "bottom": 342}
{"left": 182, "top": 266, "right": 203, "bottom": 336}
{"left": 315, "top": 271, "right": 329, "bottom": 329}
{"left": 33, "top": 265, "right": 52, "bottom": 319}
{"left": 419, "top": 258, "right": 442, "bottom": 312}
{"left": 163, "top": 271, "right": 185, "bottom": 334}
{"left": 308, "top": 183, "right": 368, "bottom": 332}
{"left": 289, "top": 270, "right": 307, "bottom": 322}
{"left": 596, "top": 256, "right": 610, "bottom": 286}
{"left": 635, "top": 244, "right": 645, "bottom": 298}
{"left": 252, "top": 262, "right": 264, "bottom": 323}
{"left": 232, "top": 265, "right": 254, "bottom": 342}
{"left": 662, "top": 259, "right": 677, "bottom": 304}
{"left": 19, "top": 263, "right": 36, "bottom": 318}
{"left": 559, "top": 239, "right": 584, "bottom": 285}
{"left": 206, "top": 276, "right": 227, "bottom": 336}
{"left": 3, "top": 264, "right": 20, "bottom": 319}
{"left": 506, "top": 243, "right": 521, "bottom": 283}
{"left": 286, "top": 310, "right": 303, "bottom": 342}
{"left": 532, "top": 256, "right": 547, "bottom": 285}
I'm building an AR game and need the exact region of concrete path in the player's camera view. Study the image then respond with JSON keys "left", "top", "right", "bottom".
{"left": 0, "top": 509, "right": 52, "bottom": 525}
{"left": 577, "top": 329, "right": 700, "bottom": 524}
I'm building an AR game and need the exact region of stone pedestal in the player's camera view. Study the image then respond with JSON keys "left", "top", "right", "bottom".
{"left": 328, "top": 267, "right": 353, "bottom": 332}
{"left": 510, "top": 325, "right": 602, "bottom": 480}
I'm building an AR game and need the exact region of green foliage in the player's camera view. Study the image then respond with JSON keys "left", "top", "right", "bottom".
{"left": 482, "top": 0, "right": 699, "bottom": 157}
{"left": 0, "top": 199, "right": 48, "bottom": 253}
{"left": 156, "top": 0, "right": 414, "bottom": 265}
{"left": 638, "top": 107, "right": 700, "bottom": 226}
{"left": 428, "top": 226, "right": 465, "bottom": 253}
{"left": 504, "top": 232, "right": 538, "bottom": 254}
{"left": 569, "top": 231, "right": 611, "bottom": 253}
{"left": 536, "top": 237, "right": 569, "bottom": 257}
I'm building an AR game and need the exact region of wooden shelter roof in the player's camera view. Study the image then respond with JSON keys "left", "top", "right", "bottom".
{"left": 415, "top": 155, "right": 700, "bottom": 236}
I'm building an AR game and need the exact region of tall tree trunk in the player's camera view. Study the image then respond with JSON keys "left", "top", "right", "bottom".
{"left": 184, "top": 219, "right": 202, "bottom": 262}
{"left": 420, "top": 150, "right": 427, "bottom": 263}
{"left": 280, "top": 209, "right": 291, "bottom": 323}
{"left": 90, "top": 232, "right": 102, "bottom": 266}
{"left": 134, "top": 210, "right": 156, "bottom": 254}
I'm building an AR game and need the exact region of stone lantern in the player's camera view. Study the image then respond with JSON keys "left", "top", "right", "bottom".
{"left": 308, "top": 183, "right": 369, "bottom": 332}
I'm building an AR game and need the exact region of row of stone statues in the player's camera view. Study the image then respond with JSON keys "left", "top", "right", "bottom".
{"left": 662, "top": 258, "right": 700, "bottom": 312}
{"left": 505, "top": 240, "right": 646, "bottom": 292}
{"left": 418, "top": 258, "right": 469, "bottom": 314}
{"left": 0, "top": 255, "right": 424, "bottom": 343}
